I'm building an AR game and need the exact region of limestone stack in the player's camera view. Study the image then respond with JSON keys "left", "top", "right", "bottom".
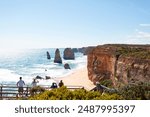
{"left": 54, "top": 48, "right": 62, "bottom": 64}
{"left": 46, "top": 51, "right": 51, "bottom": 59}
{"left": 63, "top": 48, "right": 75, "bottom": 60}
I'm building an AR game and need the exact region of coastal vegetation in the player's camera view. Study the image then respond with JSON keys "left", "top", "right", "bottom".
{"left": 99, "top": 79, "right": 113, "bottom": 88}
{"left": 28, "top": 82, "right": 150, "bottom": 100}
{"left": 30, "top": 86, "right": 45, "bottom": 96}
{"left": 29, "top": 86, "right": 123, "bottom": 100}
{"left": 118, "top": 82, "right": 150, "bottom": 100}
{"left": 116, "top": 47, "right": 150, "bottom": 59}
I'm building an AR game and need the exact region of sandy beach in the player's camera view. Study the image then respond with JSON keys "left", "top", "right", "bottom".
{"left": 57, "top": 67, "right": 95, "bottom": 91}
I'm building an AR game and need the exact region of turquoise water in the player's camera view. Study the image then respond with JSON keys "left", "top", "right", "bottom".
{"left": 0, "top": 48, "right": 87, "bottom": 85}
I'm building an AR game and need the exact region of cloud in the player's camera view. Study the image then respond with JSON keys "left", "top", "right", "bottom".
{"left": 128, "top": 31, "right": 150, "bottom": 40}
{"left": 125, "top": 31, "right": 150, "bottom": 44}
{"left": 139, "top": 24, "right": 150, "bottom": 27}
{"left": 124, "top": 24, "right": 150, "bottom": 44}
{"left": 137, "top": 31, "right": 150, "bottom": 39}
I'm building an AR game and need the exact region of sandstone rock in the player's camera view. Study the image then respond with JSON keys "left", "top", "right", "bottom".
{"left": 116, "top": 57, "right": 150, "bottom": 87}
{"left": 45, "top": 76, "right": 51, "bottom": 80}
{"left": 35, "top": 75, "right": 44, "bottom": 80}
{"left": 72, "top": 48, "right": 79, "bottom": 53}
{"left": 78, "top": 48, "right": 85, "bottom": 53}
{"left": 46, "top": 51, "right": 51, "bottom": 59}
{"left": 87, "top": 44, "right": 150, "bottom": 87}
{"left": 63, "top": 48, "right": 75, "bottom": 60}
{"left": 64, "top": 63, "right": 71, "bottom": 69}
{"left": 78, "top": 46, "right": 95, "bottom": 55}
{"left": 83, "top": 47, "right": 95, "bottom": 55}
{"left": 54, "top": 48, "right": 62, "bottom": 64}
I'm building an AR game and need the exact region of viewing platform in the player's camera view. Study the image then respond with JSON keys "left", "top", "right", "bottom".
{"left": 0, "top": 84, "right": 84, "bottom": 100}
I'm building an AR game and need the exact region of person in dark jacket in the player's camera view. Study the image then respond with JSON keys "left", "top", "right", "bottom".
{"left": 58, "top": 80, "right": 64, "bottom": 87}
{"left": 51, "top": 82, "right": 58, "bottom": 88}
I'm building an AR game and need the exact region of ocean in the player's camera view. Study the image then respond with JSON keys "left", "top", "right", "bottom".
{"left": 0, "top": 48, "right": 87, "bottom": 86}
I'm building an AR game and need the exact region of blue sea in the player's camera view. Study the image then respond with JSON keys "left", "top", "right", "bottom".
{"left": 0, "top": 48, "right": 87, "bottom": 85}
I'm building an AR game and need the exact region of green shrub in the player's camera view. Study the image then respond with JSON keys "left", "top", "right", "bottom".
{"left": 95, "top": 93, "right": 123, "bottom": 100}
{"left": 30, "top": 86, "right": 45, "bottom": 96}
{"left": 99, "top": 79, "right": 113, "bottom": 88}
{"left": 117, "top": 47, "right": 150, "bottom": 59}
{"left": 29, "top": 86, "right": 122, "bottom": 100}
{"left": 118, "top": 82, "right": 150, "bottom": 100}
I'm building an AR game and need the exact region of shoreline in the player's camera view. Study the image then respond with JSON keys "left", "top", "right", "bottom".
{"left": 56, "top": 67, "right": 95, "bottom": 91}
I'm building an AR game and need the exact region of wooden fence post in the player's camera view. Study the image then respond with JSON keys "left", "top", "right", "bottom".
{"left": 0, "top": 85, "right": 2, "bottom": 100}
{"left": 26, "top": 86, "right": 29, "bottom": 97}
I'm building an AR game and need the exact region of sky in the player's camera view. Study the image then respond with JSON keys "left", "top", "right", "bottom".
{"left": 0, "top": 0, "right": 150, "bottom": 50}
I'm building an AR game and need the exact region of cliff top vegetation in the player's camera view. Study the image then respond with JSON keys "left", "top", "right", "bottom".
{"left": 94, "top": 44, "right": 150, "bottom": 59}
{"left": 116, "top": 47, "right": 150, "bottom": 59}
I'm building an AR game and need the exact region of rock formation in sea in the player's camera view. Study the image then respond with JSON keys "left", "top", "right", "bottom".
{"left": 35, "top": 75, "right": 44, "bottom": 80}
{"left": 46, "top": 51, "right": 51, "bottom": 59}
{"left": 87, "top": 44, "right": 150, "bottom": 87}
{"left": 78, "top": 46, "right": 95, "bottom": 55}
{"left": 64, "top": 63, "right": 71, "bottom": 69}
{"left": 63, "top": 48, "right": 75, "bottom": 60}
{"left": 72, "top": 48, "right": 79, "bottom": 53}
{"left": 54, "top": 48, "right": 62, "bottom": 64}
{"left": 45, "top": 76, "right": 51, "bottom": 80}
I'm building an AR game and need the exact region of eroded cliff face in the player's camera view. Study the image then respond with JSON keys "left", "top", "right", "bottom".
{"left": 87, "top": 45, "right": 150, "bottom": 87}
{"left": 116, "top": 57, "right": 150, "bottom": 87}
{"left": 88, "top": 46, "right": 116, "bottom": 85}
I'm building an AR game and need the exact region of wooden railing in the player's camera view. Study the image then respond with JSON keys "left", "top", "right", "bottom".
{"left": 0, "top": 84, "right": 84, "bottom": 100}
{"left": 0, "top": 84, "right": 31, "bottom": 100}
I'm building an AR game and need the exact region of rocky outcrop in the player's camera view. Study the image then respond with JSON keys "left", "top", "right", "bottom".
{"left": 54, "top": 48, "right": 62, "bottom": 64}
{"left": 46, "top": 51, "right": 51, "bottom": 59}
{"left": 72, "top": 48, "right": 79, "bottom": 53}
{"left": 64, "top": 63, "right": 71, "bottom": 69}
{"left": 116, "top": 57, "right": 150, "bottom": 87}
{"left": 69, "top": 47, "right": 95, "bottom": 55}
{"left": 84, "top": 47, "right": 95, "bottom": 55}
{"left": 88, "top": 46, "right": 116, "bottom": 85}
{"left": 79, "top": 46, "right": 95, "bottom": 55}
{"left": 63, "top": 48, "right": 75, "bottom": 60}
{"left": 78, "top": 48, "right": 85, "bottom": 53}
{"left": 87, "top": 44, "right": 150, "bottom": 87}
{"left": 35, "top": 75, "right": 44, "bottom": 80}
{"left": 45, "top": 76, "right": 51, "bottom": 80}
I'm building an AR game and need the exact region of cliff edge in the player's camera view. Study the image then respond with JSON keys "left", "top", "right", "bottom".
{"left": 87, "top": 44, "right": 150, "bottom": 87}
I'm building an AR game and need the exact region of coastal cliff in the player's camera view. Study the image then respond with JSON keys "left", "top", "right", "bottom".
{"left": 87, "top": 44, "right": 150, "bottom": 87}
{"left": 72, "top": 47, "right": 95, "bottom": 55}
{"left": 78, "top": 46, "right": 95, "bottom": 55}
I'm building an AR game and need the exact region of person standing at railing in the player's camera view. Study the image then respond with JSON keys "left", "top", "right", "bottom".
{"left": 31, "top": 79, "right": 39, "bottom": 87}
{"left": 58, "top": 80, "right": 64, "bottom": 87}
{"left": 16, "top": 77, "right": 25, "bottom": 96}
